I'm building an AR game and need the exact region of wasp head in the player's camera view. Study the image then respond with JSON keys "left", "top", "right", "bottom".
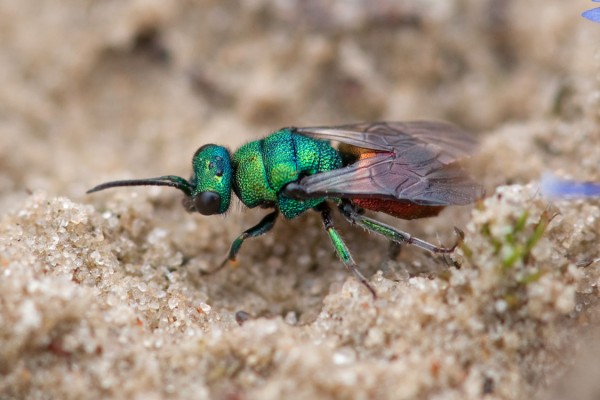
{"left": 87, "top": 144, "right": 233, "bottom": 216}
{"left": 184, "top": 144, "right": 232, "bottom": 215}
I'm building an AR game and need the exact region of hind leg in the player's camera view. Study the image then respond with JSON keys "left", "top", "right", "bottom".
{"left": 338, "top": 202, "right": 463, "bottom": 254}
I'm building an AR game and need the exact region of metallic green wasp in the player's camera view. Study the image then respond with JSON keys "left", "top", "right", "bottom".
{"left": 88, "top": 121, "right": 483, "bottom": 297}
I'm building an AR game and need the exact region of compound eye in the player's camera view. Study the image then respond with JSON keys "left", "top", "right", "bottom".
{"left": 194, "top": 191, "right": 221, "bottom": 215}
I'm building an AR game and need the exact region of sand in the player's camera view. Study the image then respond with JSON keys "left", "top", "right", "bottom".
{"left": 1, "top": 1, "right": 600, "bottom": 399}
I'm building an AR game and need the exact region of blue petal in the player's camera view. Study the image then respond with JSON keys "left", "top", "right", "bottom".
{"left": 541, "top": 173, "right": 600, "bottom": 199}
{"left": 583, "top": 7, "right": 600, "bottom": 23}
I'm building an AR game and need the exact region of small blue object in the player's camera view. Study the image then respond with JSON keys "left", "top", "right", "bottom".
{"left": 541, "top": 172, "right": 600, "bottom": 199}
{"left": 583, "top": 0, "right": 600, "bottom": 23}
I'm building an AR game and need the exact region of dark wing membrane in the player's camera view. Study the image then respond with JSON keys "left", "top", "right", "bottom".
{"left": 292, "top": 121, "right": 483, "bottom": 206}
{"left": 296, "top": 121, "right": 477, "bottom": 164}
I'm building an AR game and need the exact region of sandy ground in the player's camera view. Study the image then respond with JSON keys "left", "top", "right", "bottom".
{"left": 1, "top": 1, "right": 600, "bottom": 399}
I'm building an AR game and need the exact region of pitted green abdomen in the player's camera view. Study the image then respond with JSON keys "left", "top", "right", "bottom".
{"left": 232, "top": 129, "right": 342, "bottom": 219}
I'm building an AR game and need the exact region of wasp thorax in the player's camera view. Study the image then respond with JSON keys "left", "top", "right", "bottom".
{"left": 190, "top": 144, "right": 233, "bottom": 214}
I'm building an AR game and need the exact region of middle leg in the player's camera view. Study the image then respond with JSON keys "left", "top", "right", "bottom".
{"left": 316, "top": 203, "right": 377, "bottom": 298}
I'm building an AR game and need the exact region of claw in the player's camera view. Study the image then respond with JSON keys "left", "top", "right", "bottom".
{"left": 199, "top": 258, "right": 231, "bottom": 276}
{"left": 450, "top": 227, "right": 465, "bottom": 251}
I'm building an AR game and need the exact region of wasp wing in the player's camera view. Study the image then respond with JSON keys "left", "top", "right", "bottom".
{"left": 292, "top": 121, "right": 483, "bottom": 206}
{"left": 296, "top": 121, "right": 476, "bottom": 164}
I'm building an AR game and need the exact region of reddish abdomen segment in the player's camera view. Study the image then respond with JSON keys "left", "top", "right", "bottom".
{"left": 345, "top": 148, "right": 446, "bottom": 219}
{"left": 350, "top": 198, "right": 444, "bottom": 220}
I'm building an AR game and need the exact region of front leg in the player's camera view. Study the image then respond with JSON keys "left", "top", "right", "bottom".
{"left": 202, "top": 210, "right": 279, "bottom": 274}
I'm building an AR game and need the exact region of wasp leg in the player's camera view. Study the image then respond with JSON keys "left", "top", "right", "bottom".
{"left": 202, "top": 210, "right": 279, "bottom": 275}
{"left": 339, "top": 202, "right": 460, "bottom": 254}
{"left": 316, "top": 203, "right": 377, "bottom": 298}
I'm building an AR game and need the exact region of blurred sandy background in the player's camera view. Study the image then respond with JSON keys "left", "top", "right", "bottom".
{"left": 1, "top": 1, "right": 600, "bottom": 399}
